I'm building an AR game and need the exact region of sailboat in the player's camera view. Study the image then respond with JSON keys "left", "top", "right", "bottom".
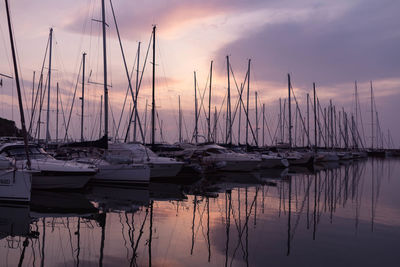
{"left": 0, "top": 0, "right": 32, "bottom": 202}
{"left": 56, "top": 0, "right": 151, "bottom": 185}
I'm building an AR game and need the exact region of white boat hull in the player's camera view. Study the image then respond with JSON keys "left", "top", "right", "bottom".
{"left": 148, "top": 162, "right": 184, "bottom": 178}
{"left": 260, "top": 157, "right": 289, "bottom": 168}
{"left": 92, "top": 164, "right": 150, "bottom": 185}
{"left": 217, "top": 160, "right": 260, "bottom": 172}
{"left": 0, "top": 170, "right": 31, "bottom": 202}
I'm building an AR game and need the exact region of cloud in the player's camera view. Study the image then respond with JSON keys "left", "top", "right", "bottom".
{"left": 214, "top": 0, "right": 400, "bottom": 87}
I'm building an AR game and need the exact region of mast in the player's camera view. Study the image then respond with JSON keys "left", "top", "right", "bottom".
{"left": 194, "top": 71, "right": 198, "bottom": 143}
{"left": 214, "top": 106, "right": 217, "bottom": 143}
{"left": 330, "top": 100, "right": 333, "bottom": 149}
{"left": 99, "top": 95, "right": 103, "bottom": 139}
{"left": 255, "top": 91, "right": 258, "bottom": 146}
{"left": 288, "top": 74, "right": 292, "bottom": 149}
{"left": 56, "top": 82, "right": 59, "bottom": 142}
{"left": 31, "top": 71, "right": 35, "bottom": 120}
{"left": 81, "top": 52, "right": 86, "bottom": 142}
{"left": 238, "top": 83, "right": 242, "bottom": 145}
{"left": 178, "top": 95, "right": 182, "bottom": 143}
{"left": 45, "top": 28, "right": 53, "bottom": 144}
{"left": 101, "top": 0, "right": 109, "bottom": 148}
{"left": 226, "top": 55, "right": 232, "bottom": 145}
{"left": 279, "top": 98, "right": 283, "bottom": 143}
{"left": 5, "top": 0, "right": 31, "bottom": 167}
{"left": 246, "top": 59, "right": 251, "bottom": 146}
{"left": 313, "top": 83, "right": 317, "bottom": 151}
{"left": 208, "top": 61, "right": 213, "bottom": 142}
{"left": 262, "top": 103, "right": 265, "bottom": 147}
{"left": 133, "top": 42, "right": 141, "bottom": 142}
{"left": 354, "top": 81, "right": 358, "bottom": 131}
{"left": 370, "top": 81, "right": 374, "bottom": 150}
{"left": 151, "top": 25, "right": 156, "bottom": 146}
{"left": 307, "top": 93, "right": 310, "bottom": 148}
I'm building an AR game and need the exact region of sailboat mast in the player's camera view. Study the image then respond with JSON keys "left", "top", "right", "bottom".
{"left": 45, "top": 28, "right": 53, "bottom": 144}
{"left": 5, "top": 0, "right": 31, "bottom": 167}
{"left": 208, "top": 61, "right": 213, "bottom": 142}
{"left": 255, "top": 91, "right": 258, "bottom": 145}
{"left": 246, "top": 59, "right": 250, "bottom": 146}
{"left": 279, "top": 98, "right": 283, "bottom": 143}
{"left": 194, "top": 71, "right": 198, "bottom": 143}
{"left": 31, "top": 71, "right": 35, "bottom": 120}
{"left": 307, "top": 93, "right": 310, "bottom": 148}
{"left": 81, "top": 52, "right": 86, "bottom": 142}
{"left": 56, "top": 82, "right": 59, "bottom": 142}
{"left": 370, "top": 81, "right": 374, "bottom": 150}
{"left": 101, "top": 0, "right": 109, "bottom": 147}
{"left": 262, "top": 103, "right": 265, "bottom": 147}
{"left": 99, "top": 95, "right": 103, "bottom": 139}
{"left": 226, "top": 55, "right": 232, "bottom": 145}
{"left": 288, "top": 74, "right": 292, "bottom": 149}
{"left": 178, "top": 95, "right": 182, "bottom": 143}
{"left": 151, "top": 25, "right": 156, "bottom": 146}
{"left": 312, "top": 84, "right": 317, "bottom": 151}
{"left": 133, "top": 42, "right": 141, "bottom": 142}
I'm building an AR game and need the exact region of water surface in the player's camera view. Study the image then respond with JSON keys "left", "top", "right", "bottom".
{"left": 1, "top": 158, "right": 400, "bottom": 266}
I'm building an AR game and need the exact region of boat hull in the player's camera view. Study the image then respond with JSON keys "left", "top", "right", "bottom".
{"left": 91, "top": 164, "right": 150, "bottom": 185}
{"left": 0, "top": 170, "right": 31, "bottom": 202}
{"left": 32, "top": 172, "right": 92, "bottom": 189}
{"left": 148, "top": 162, "right": 184, "bottom": 178}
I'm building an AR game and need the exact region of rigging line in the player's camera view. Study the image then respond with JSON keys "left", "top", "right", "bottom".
{"left": 110, "top": 0, "right": 143, "bottom": 142}
{"left": 260, "top": 103, "right": 273, "bottom": 145}
{"left": 190, "top": 71, "right": 210, "bottom": 142}
{"left": 290, "top": 85, "right": 311, "bottom": 146}
{"left": 58, "top": 86, "right": 68, "bottom": 141}
{"left": 34, "top": 73, "right": 49, "bottom": 140}
{"left": 109, "top": 100, "right": 119, "bottom": 139}
{"left": 229, "top": 63, "right": 248, "bottom": 130}
{"left": 115, "top": 47, "right": 138, "bottom": 141}
{"left": 28, "top": 37, "right": 50, "bottom": 134}
{"left": 231, "top": 73, "right": 258, "bottom": 146}
{"left": 63, "top": 59, "right": 83, "bottom": 141}
{"left": 125, "top": 30, "right": 153, "bottom": 143}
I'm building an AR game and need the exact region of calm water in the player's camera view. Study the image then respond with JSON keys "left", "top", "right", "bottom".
{"left": 1, "top": 158, "right": 400, "bottom": 267}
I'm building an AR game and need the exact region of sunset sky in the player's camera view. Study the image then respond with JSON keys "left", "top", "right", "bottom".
{"left": 0, "top": 0, "right": 399, "bottom": 146}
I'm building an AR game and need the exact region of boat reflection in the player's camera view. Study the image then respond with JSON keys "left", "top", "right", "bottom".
{"left": 0, "top": 159, "right": 398, "bottom": 266}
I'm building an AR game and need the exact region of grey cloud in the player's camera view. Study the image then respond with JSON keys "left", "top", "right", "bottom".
{"left": 215, "top": 0, "right": 400, "bottom": 87}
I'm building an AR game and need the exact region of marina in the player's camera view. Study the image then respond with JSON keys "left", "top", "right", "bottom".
{"left": 1, "top": 0, "right": 400, "bottom": 266}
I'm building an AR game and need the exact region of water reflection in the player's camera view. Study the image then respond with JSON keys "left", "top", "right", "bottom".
{"left": 1, "top": 159, "right": 400, "bottom": 266}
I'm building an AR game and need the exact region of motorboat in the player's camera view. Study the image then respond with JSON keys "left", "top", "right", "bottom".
{"left": 107, "top": 143, "right": 184, "bottom": 178}
{"left": 56, "top": 148, "right": 150, "bottom": 185}
{"left": 315, "top": 151, "right": 340, "bottom": 162}
{"left": 259, "top": 153, "right": 289, "bottom": 168}
{"left": 192, "top": 144, "right": 261, "bottom": 172}
{"left": 0, "top": 142, "right": 96, "bottom": 189}
{"left": 279, "top": 150, "right": 314, "bottom": 166}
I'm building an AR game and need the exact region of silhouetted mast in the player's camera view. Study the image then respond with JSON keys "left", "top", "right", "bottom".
{"left": 288, "top": 74, "right": 292, "bottom": 149}
{"left": 370, "top": 81, "right": 374, "bottom": 150}
{"left": 101, "top": 0, "right": 109, "bottom": 148}
{"left": 45, "top": 28, "right": 53, "bottom": 144}
{"left": 151, "top": 25, "right": 156, "bottom": 146}
{"left": 81, "top": 52, "right": 86, "bottom": 142}
{"left": 194, "top": 71, "right": 198, "bottom": 143}
{"left": 56, "top": 82, "right": 59, "bottom": 141}
{"left": 246, "top": 59, "right": 251, "bottom": 146}
{"left": 5, "top": 0, "right": 31, "bottom": 167}
{"left": 313, "top": 83, "right": 317, "bottom": 151}
{"left": 226, "top": 55, "right": 232, "bottom": 145}
{"left": 208, "top": 61, "right": 213, "bottom": 142}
